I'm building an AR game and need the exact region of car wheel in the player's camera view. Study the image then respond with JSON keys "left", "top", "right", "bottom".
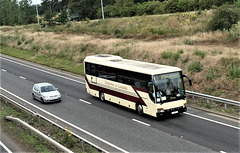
{"left": 41, "top": 98, "right": 45, "bottom": 104}
{"left": 136, "top": 103, "right": 143, "bottom": 115}
{"left": 99, "top": 92, "right": 105, "bottom": 102}
{"left": 32, "top": 93, "right": 36, "bottom": 100}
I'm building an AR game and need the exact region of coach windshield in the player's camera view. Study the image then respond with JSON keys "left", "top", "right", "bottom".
{"left": 153, "top": 72, "right": 185, "bottom": 103}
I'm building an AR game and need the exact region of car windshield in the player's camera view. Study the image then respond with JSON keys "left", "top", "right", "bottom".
{"left": 41, "top": 85, "right": 56, "bottom": 92}
{"left": 153, "top": 72, "right": 185, "bottom": 103}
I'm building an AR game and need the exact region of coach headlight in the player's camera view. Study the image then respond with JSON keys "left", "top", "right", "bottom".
{"left": 157, "top": 108, "right": 165, "bottom": 113}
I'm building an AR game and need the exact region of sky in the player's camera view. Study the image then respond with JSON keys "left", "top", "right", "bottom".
{"left": 32, "top": 0, "right": 42, "bottom": 5}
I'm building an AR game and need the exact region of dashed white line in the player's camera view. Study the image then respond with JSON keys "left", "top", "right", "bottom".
{"left": 79, "top": 99, "right": 91, "bottom": 105}
{"left": 1, "top": 57, "right": 85, "bottom": 84}
{"left": 132, "top": 119, "right": 150, "bottom": 126}
{"left": 1, "top": 69, "right": 6, "bottom": 72}
{"left": 0, "top": 141, "right": 13, "bottom": 153}
{"left": 1, "top": 87, "right": 128, "bottom": 153}
{"left": 19, "top": 76, "right": 26, "bottom": 80}
{"left": 184, "top": 112, "right": 240, "bottom": 130}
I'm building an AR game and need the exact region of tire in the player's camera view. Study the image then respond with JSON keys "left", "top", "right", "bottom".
{"left": 99, "top": 92, "right": 105, "bottom": 102}
{"left": 41, "top": 98, "right": 45, "bottom": 104}
{"left": 136, "top": 103, "right": 143, "bottom": 115}
{"left": 32, "top": 93, "right": 36, "bottom": 100}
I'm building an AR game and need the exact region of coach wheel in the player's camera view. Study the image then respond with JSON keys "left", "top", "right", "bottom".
{"left": 99, "top": 92, "right": 105, "bottom": 102}
{"left": 136, "top": 103, "right": 143, "bottom": 115}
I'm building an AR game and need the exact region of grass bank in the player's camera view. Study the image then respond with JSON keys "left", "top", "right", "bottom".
{"left": 0, "top": 97, "right": 99, "bottom": 152}
{"left": 0, "top": 46, "right": 84, "bottom": 75}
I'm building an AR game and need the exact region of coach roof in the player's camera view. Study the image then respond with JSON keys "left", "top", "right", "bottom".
{"left": 84, "top": 54, "right": 182, "bottom": 75}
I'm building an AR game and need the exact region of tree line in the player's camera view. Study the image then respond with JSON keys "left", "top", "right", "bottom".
{"left": 0, "top": 0, "right": 239, "bottom": 26}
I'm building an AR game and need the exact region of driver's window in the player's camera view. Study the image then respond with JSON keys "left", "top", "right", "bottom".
{"left": 148, "top": 82, "right": 155, "bottom": 103}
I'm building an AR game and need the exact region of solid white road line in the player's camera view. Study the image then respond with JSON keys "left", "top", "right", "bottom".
{"left": 1, "top": 57, "right": 85, "bottom": 84}
{"left": 0, "top": 141, "right": 13, "bottom": 153}
{"left": 184, "top": 112, "right": 240, "bottom": 130}
{"left": 1, "top": 87, "right": 128, "bottom": 153}
{"left": 132, "top": 119, "right": 150, "bottom": 127}
{"left": 79, "top": 99, "right": 91, "bottom": 105}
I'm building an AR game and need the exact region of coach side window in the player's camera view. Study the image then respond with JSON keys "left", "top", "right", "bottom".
{"left": 85, "top": 62, "right": 91, "bottom": 74}
{"left": 90, "top": 64, "right": 96, "bottom": 76}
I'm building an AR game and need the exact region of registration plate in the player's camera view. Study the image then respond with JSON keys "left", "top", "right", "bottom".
{"left": 171, "top": 111, "right": 178, "bottom": 114}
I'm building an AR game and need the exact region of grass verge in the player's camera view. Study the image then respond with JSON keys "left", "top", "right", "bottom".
{"left": 0, "top": 97, "right": 99, "bottom": 153}
{"left": 0, "top": 46, "right": 84, "bottom": 75}
{"left": 187, "top": 97, "right": 240, "bottom": 118}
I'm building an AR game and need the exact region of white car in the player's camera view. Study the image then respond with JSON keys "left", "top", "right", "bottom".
{"left": 32, "top": 83, "right": 61, "bottom": 103}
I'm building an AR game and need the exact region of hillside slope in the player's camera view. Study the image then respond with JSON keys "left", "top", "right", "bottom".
{"left": 0, "top": 11, "right": 239, "bottom": 101}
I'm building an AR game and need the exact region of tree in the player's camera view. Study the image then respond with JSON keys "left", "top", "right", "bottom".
{"left": 207, "top": 4, "right": 240, "bottom": 31}
{"left": 0, "top": 0, "right": 35, "bottom": 26}
{"left": 69, "top": 0, "right": 101, "bottom": 19}
{"left": 55, "top": 9, "right": 69, "bottom": 24}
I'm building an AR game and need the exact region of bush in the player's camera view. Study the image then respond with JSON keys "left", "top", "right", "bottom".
{"left": 193, "top": 49, "right": 207, "bottom": 58}
{"left": 184, "top": 39, "right": 194, "bottom": 45}
{"left": 188, "top": 61, "right": 202, "bottom": 73}
{"left": 161, "top": 51, "right": 180, "bottom": 61}
{"left": 207, "top": 4, "right": 240, "bottom": 31}
{"left": 227, "top": 66, "right": 240, "bottom": 80}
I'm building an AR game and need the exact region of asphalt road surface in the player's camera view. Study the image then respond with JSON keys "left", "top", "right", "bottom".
{"left": 1, "top": 55, "right": 239, "bottom": 152}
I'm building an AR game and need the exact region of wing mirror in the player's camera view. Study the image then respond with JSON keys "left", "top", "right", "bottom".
{"left": 183, "top": 75, "right": 192, "bottom": 86}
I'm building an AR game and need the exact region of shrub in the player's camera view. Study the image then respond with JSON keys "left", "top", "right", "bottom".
{"left": 188, "top": 61, "right": 202, "bottom": 73}
{"left": 228, "top": 21, "right": 240, "bottom": 42}
{"left": 193, "top": 49, "right": 207, "bottom": 58}
{"left": 184, "top": 39, "right": 194, "bottom": 45}
{"left": 177, "top": 49, "right": 184, "bottom": 54}
{"left": 181, "top": 55, "right": 189, "bottom": 63}
{"left": 17, "top": 40, "right": 22, "bottom": 45}
{"left": 161, "top": 51, "right": 180, "bottom": 61}
{"left": 206, "top": 67, "right": 220, "bottom": 81}
{"left": 207, "top": 4, "right": 240, "bottom": 31}
{"left": 227, "top": 66, "right": 240, "bottom": 80}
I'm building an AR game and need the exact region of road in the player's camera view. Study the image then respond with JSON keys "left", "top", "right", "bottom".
{"left": 0, "top": 55, "right": 239, "bottom": 152}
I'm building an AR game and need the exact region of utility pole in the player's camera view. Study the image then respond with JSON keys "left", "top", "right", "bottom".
{"left": 101, "top": 0, "right": 104, "bottom": 20}
{"left": 36, "top": 4, "right": 39, "bottom": 25}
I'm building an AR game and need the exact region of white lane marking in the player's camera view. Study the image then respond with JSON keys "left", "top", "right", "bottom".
{"left": 0, "top": 141, "right": 13, "bottom": 153}
{"left": 79, "top": 99, "right": 91, "bottom": 105}
{"left": 184, "top": 112, "right": 240, "bottom": 130}
{"left": 1, "top": 57, "right": 85, "bottom": 84}
{"left": 220, "top": 151, "right": 227, "bottom": 153}
{"left": 1, "top": 69, "right": 6, "bottom": 72}
{"left": 19, "top": 76, "right": 26, "bottom": 80}
{"left": 132, "top": 119, "right": 150, "bottom": 127}
{"left": 2, "top": 56, "right": 239, "bottom": 131}
{"left": 1, "top": 87, "right": 128, "bottom": 153}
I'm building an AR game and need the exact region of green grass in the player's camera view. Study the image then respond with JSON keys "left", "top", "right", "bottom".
{"left": 1, "top": 99, "right": 51, "bottom": 152}
{"left": 161, "top": 51, "right": 180, "bottom": 61}
{"left": 18, "top": 10, "right": 209, "bottom": 38}
{"left": 193, "top": 49, "right": 207, "bottom": 58}
{"left": 1, "top": 98, "right": 100, "bottom": 153}
{"left": 0, "top": 46, "right": 84, "bottom": 75}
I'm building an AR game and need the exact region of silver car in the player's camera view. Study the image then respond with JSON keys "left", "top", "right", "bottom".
{"left": 32, "top": 83, "right": 61, "bottom": 103}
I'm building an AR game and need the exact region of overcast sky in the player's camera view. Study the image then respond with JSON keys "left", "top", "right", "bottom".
{"left": 32, "top": 0, "right": 42, "bottom": 5}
